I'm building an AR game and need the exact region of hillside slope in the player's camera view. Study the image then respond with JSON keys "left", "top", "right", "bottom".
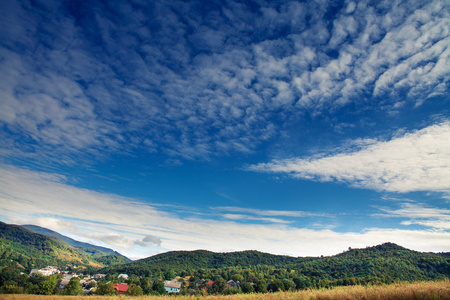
{"left": 0, "top": 222, "right": 128, "bottom": 272}
{"left": 22, "top": 224, "right": 129, "bottom": 261}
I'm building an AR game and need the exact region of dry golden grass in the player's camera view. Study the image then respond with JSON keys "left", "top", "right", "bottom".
{"left": 1, "top": 280, "right": 449, "bottom": 300}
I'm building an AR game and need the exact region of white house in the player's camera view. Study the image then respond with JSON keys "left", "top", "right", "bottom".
{"left": 164, "top": 280, "right": 182, "bottom": 293}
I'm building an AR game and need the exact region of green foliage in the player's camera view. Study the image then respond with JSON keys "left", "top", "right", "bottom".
{"left": 126, "top": 283, "right": 143, "bottom": 296}
{"left": 152, "top": 281, "right": 166, "bottom": 295}
{"left": 62, "top": 277, "right": 82, "bottom": 295}
{"left": 0, "top": 222, "right": 128, "bottom": 274}
{"left": 269, "top": 279, "right": 285, "bottom": 292}
{"left": 256, "top": 279, "right": 268, "bottom": 293}
{"left": 100, "top": 249, "right": 301, "bottom": 275}
{"left": 0, "top": 282, "right": 24, "bottom": 294}
{"left": 36, "top": 274, "right": 59, "bottom": 295}
{"left": 140, "top": 277, "right": 153, "bottom": 294}
{"left": 232, "top": 273, "right": 244, "bottom": 282}
{"left": 212, "top": 277, "right": 226, "bottom": 294}
{"left": 96, "top": 282, "right": 118, "bottom": 295}
{"left": 241, "top": 282, "right": 255, "bottom": 293}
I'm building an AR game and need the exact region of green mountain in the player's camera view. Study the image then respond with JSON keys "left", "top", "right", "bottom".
{"left": 100, "top": 243, "right": 449, "bottom": 284}
{"left": 101, "top": 249, "right": 304, "bottom": 274}
{"left": 22, "top": 224, "right": 129, "bottom": 261}
{"left": 0, "top": 222, "right": 129, "bottom": 272}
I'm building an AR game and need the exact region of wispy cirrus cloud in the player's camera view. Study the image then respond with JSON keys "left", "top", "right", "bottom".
{"left": 375, "top": 203, "right": 450, "bottom": 230}
{"left": 248, "top": 121, "right": 450, "bottom": 194}
{"left": 0, "top": 0, "right": 448, "bottom": 163}
{"left": 2, "top": 164, "right": 449, "bottom": 258}
{"left": 222, "top": 214, "right": 292, "bottom": 224}
{"left": 216, "top": 206, "right": 328, "bottom": 218}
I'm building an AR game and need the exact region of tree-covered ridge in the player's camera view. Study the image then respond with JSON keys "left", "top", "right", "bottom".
{"left": 22, "top": 225, "right": 129, "bottom": 261}
{"left": 99, "top": 243, "right": 449, "bottom": 285}
{"left": 0, "top": 222, "right": 129, "bottom": 272}
{"left": 140, "top": 250, "right": 300, "bottom": 268}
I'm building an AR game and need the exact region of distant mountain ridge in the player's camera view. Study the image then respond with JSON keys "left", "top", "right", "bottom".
{"left": 100, "top": 242, "right": 450, "bottom": 283}
{"left": 0, "top": 222, "right": 129, "bottom": 272}
{"left": 22, "top": 224, "right": 129, "bottom": 260}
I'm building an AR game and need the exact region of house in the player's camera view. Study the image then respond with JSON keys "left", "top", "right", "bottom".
{"left": 93, "top": 274, "right": 106, "bottom": 279}
{"left": 164, "top": 280, "right": 182, "bottom": 293}
{"left": 114, "top": 283, "right": 129, "bottom": 294}
{"left": 118, "top": 274, "right": 129, "bottom": 280}
{"left": 29, "top": 266, "right": 60, "bottom": 277}
{"left": 59, "top": 274, "right": 78, "bottom": 289}
{"left": 196, "top": 279, "right": 205, "bottom": 287}
{"left": 227, "top": 280, "right": 238, "bottom": 288}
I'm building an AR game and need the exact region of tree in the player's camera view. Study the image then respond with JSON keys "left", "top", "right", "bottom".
{"left": 282, "top": 279, "right": 296, "bottom": 291}
{"left": 152, "top": 281, "right": 166, "bottom": 295}
{"left": 256, "top": 279, "right": 268, "bottom": 293}
{"left": 212, "top": 278, "right": 226, "bottom": 294}
{"left": 293, "top": 277, "right": 311, "bottom": 290}
{"left": 96, "top": 282, "right": 118, "bottom": 295}
{"left": 37, "top": 280, "right": 54, "bottom": 295}
{"left": 63, "top": 277, "right": 82, "bottom": 295}
{"left": 164, "top": 270, "right": 175, "bottom": 280}
{"left": 126, "top": 283, "right": 143, "bottom": 296}
{"left": 140, "top": 277, "right": 153, "bottom": 294}
{"left": 241, "top": 282, "right": 255, "bottom": 293}
{"left": 231, "top": 274, "right": 244, "bottom": 282}
{"left": 269, "top": 279, "right": 284, "bottom": 292}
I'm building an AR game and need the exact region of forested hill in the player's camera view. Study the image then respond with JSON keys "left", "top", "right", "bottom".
{"left": 101, "top": 249, "right": 304, "bottom": 274}
{"left": 100, "top": 243, "right": 449, "bottom": 283}
{"left": 0, "top": 222, "right": 129, "bottom": 272}
{"left": 22, "top": 224, "right": 129, "bottom": 261}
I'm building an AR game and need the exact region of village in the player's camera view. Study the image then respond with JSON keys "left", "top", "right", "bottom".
{"left": 28, "top": 266, "right": 241, "bottom": 295}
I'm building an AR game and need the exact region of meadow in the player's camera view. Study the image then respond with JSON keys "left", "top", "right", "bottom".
{"left": 1, "top": 280, "right": 449, "bottom": 300}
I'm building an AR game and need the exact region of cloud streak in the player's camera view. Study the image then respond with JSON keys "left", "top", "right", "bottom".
{"left": 376, "top": 203, "right": 450, "bottom": 230}
{"left": 248, "top": 122, "right": 450, "bottom": 193}
{"left": 1, "top": 164, "right": 449, "bottom": 259}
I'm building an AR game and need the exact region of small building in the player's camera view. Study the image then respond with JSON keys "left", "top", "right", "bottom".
{"left": 93, "top": 274, "right": 106, "bottom": 279}
{"left": 118, "top": 274, "right": 129, "bottom": 280}
{"left": 114, "top": 283, "right": 129, "bottom": 294}
{"left": 196, "top": 279, "right": 205, "bottom": 287}
{"left": 164, "top": 280, "right": 182, "bottom": 293}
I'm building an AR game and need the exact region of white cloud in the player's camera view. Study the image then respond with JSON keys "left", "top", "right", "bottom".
{"left": 222, "top": 214, "right": 292, "bottom": 224}
{"left": 376, "top": 203, "right": 450, "bottom": 230}
{"left": 1, "top": 164, "right": 449, "bottom": 258}
{"left": 249, "top": 122, "right": 450, "bottom": 194}
{"left": 1, "top": 0, "right": 448, "bottom": 163}
{"left": 216, "top": 206, "right": 327, "bottom": 218}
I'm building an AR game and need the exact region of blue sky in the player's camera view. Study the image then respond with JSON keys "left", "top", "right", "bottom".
{"left": 0, "top": 0, "right": 449, "bottom": 260}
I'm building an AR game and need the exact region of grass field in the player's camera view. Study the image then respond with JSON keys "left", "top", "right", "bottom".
{"left": 1, "top": 280, "right": 449, "bottom": 300}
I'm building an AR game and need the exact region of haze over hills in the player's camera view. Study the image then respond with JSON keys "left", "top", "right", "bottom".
{"left": 0, "top": 222, "right": 129, "bottom": 271}
{"left": 22, "top": 224, "right": 129, "bottom": 260}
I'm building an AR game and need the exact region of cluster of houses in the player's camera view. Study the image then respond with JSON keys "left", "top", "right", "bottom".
{"left": 27, "top": 267, "right": 240, "bottom": 294}
{"left": 112, "top": 279, "right": 183, "bottom": 294}
{"left": 110, "top": 277, "right": 239, "bottom": 294}
{"left": 29, "top": 266, "right": 60, "bottom": 277}
{"left": 28, "top": 266, "right": 102, "bottom": 292}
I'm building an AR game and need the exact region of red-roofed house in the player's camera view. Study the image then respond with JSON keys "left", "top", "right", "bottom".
{"left": 114, "top": 283, "right": 129, "bottom": 294}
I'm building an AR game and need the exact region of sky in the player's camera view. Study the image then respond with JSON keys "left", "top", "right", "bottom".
{"left": 0, "top": 0, "right": 449, "bottom": 261}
